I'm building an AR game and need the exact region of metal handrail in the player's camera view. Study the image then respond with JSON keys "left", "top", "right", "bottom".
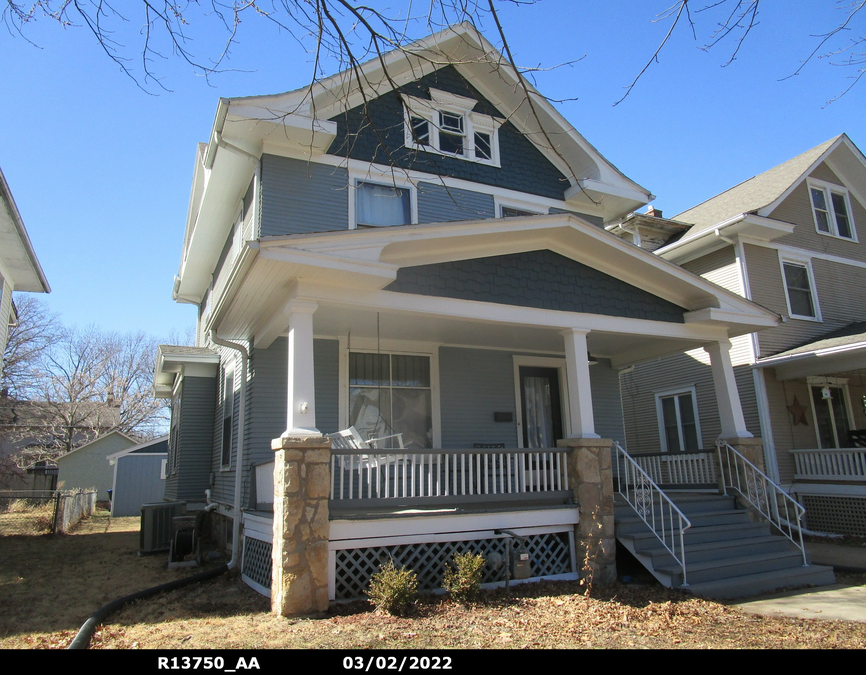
{"left": 715, "top": 441, "right": 808, "bottom": 566}
{"left": 613, "top": 442, "right": 692, "bottom": 587}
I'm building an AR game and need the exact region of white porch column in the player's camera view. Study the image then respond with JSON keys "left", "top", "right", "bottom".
{"left": 704, "top": 339, "right": 751, "bottom": 439}
{"left": 283, "top": 299, "right": 321, "bottom": 438}
{"left": 562, "top": 329, "right": 599, "bottom": 439}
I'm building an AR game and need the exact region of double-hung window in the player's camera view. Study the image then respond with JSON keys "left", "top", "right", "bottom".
{"left": 355, "top": 181, "right": 411, "bottom": 228}
{"left": 403, "top": 89, "right": 501, "bottom": 166}
{"left": 656, "top": 389, "right": 701, "bottom": 453}
{"left": 808, "top": 179, "right": 857, "bottom": 241}
{"left": 221, "top": 367, "right": 234, "bottom": 468}
{"left": 349, "top": 352, "right": 432, "bottom": 449}
{"left": 781, "top": 259, "right": 820, "bottom": 321}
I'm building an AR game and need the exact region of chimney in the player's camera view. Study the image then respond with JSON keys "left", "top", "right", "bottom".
{"left": 646, "top": 205, "right": 663, "bottom": 218}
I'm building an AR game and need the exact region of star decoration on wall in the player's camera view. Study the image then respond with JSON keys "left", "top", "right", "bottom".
{"left": 787, "top": 396, "right": 809, "bottom": 426}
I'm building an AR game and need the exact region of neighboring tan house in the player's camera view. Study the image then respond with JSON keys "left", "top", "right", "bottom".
{"left": 155, "top": 24, "right": 820, "bottom": 611}
{"left": 56, "top": 430, "right": 138, "bottom": 501}
{"left": 107, "top": 435, "right": 168, "bottom": 517}
{"left": 0, "top": 165, "right": 50, "bottom": 380}
{"left": 618, "top": 134, "right": 866, "bottom": 537}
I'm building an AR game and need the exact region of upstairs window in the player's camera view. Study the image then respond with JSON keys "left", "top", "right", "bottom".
{"left": 356, "top": 181, "right": 411, "bottom": 228}
{"left": 402, "top": 89, "right": 501, "bottom": 166}
{"left": 808, "top": 179, "right": 857, "bottom": 241}
{"left": 782, "top": 260, "right": 820, "bottom": 321}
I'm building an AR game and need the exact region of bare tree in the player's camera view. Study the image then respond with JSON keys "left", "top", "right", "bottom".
{"left": 1, "top": 320, "right": 167, "bottom": 468}
{"left": 1, "top": 295, "right": 60, "bottom": 399}
{"left": 618, "top": 1, "right": 866, "bottom": 105}
{"left": 3, "top": 1, "right": 865, "bottom": 104}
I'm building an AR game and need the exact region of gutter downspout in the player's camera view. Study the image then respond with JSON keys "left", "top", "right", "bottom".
{"left": 209, "top": 330, "right": 248, "bottom": 571}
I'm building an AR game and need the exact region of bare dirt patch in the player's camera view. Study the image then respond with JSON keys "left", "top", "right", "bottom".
{"left": 2, "top": 513, "right": 865, "bottom": 649}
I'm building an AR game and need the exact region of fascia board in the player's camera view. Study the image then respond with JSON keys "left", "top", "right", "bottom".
{"left": 106, "top": 435, "right": 170, "bottom": 462}
{"left": 656, "top": 214, "right": 795, "bottom": 261}
{"left": 0, "top": 167, "right": 50, "bottom": 292}
{"left": 684, "top": 307, "right": 778, "bottom": 335}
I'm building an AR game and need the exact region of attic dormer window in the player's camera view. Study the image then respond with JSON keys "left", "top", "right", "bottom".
{"left": 808, "top": 178, "right": 857, "bottom": 241}
{"left": 402, "top": 89, "right": 501, "bottom": 166}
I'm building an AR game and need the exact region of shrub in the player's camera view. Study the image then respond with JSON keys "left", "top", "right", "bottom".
{"left": 366, "top": 560, "right": 418, "bottom": 615}
{"left": 442, "top": 552, "right": 486, "bottom": 603}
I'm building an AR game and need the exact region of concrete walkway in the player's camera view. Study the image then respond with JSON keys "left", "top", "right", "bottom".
{"left": 732, "top": 540, "right": 866, "bottom": 623}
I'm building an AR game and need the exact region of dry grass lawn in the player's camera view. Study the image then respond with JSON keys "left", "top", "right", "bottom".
{"left": 1, "top": 511, "right": 865, "bottom": 649}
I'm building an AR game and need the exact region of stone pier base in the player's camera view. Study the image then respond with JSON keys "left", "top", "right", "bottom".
{"left": 270, "top": 435, "right": 332, "bottom": 617}
{"left": 557, "top": 437, "right": 616, "bottom": 586}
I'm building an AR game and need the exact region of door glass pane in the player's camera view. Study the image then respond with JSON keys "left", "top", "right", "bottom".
{"left": 811, "top": 386, "right": 851, "bottom": 449}
{"left": 829, "top": 388, "right": 850, "bottom": 447}
{"left": 524, "top": 376, "right": 554, "bottom": 448}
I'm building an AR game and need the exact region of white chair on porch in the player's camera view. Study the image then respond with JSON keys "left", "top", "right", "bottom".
{"left": 327, "top": 427, "right": 405, "bottom": 499}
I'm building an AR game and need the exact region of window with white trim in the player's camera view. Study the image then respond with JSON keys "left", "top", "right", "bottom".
{"left": 782, "top": 260, "right": 820, "bottom": 320}
{"left": 808, "top": 179, "right": 857, "bottom": 241}
{"left": 220, "top": 367, "right": 234, "bottom": 468}
{"left": 656, "top": 389, "right": 701, "bottom": 453}
{"left": 348, "top": 352, "right": 432, "bottom": 449}
{"left": 355, "top": 181, "right": 412, "bottom": 228}
{"left": 402, "top": 89, "right": 501, "bottom": 166}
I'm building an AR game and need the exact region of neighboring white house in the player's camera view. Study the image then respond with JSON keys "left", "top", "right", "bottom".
{"left": 0, "top": 166, "right": 50, "bottom": 380}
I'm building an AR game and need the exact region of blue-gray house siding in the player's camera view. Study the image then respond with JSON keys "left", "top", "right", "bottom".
{"left": 165, "top": 376, "right": 216, "bottom": 503}
{"left": 386, "top": 250, "right": 687, "bottom": 323}
{"left": 327, "top": 65, "right": 571, "bottom": 200}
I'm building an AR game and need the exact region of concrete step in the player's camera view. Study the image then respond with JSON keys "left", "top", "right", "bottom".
{"left": 619, "top": 521, "right": 771, "bottom": 548}
{"left": 685, "top": 565, "right": 838, "bottom": 600}
{"left": 657, "top": 549, "right": 806, "bottom": 585}
{"left": 615, "top": 509, "right": 750, "bottom": 535}
{"left": 634, "top": 535, "right": 796, "bottom": 567}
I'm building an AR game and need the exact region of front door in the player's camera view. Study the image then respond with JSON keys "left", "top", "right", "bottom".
{"left": 518, "top": 366, "right": 564, "bottom": 448}
{"left": 811, "top": 385, "right": 851, "bottom": 449}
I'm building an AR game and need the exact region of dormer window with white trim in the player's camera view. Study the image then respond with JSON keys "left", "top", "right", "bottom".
{"left": 402, "top": 88, "right": 502, "bottom": 166}
{"left": 808, "top": 178, "right": 857, "bottom": 241}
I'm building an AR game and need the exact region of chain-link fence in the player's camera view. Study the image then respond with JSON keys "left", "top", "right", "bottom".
{"left": 0, "top": 489, "right": 97, "bottom": 535}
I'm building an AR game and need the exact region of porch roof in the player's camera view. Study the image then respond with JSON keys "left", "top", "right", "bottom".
{"left": 756, "top": 322, "right": 866, "bottom": 380}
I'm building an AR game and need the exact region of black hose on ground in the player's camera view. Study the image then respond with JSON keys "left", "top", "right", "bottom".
{"left": 67, "top": 563, "right": 230, "bottom": 649}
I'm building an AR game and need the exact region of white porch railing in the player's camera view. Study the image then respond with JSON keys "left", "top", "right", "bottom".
{"left": 330, "top": 448, "right": 570, "bottom": 505}
{"left": 716, "top": 441, "right": 807, "bottom": 565}
{"left": 791, "top": 448, "right": 866, "bottom": 482}
{"left": 613, "top": 442, "right": 692, "bottom": 586}
{"left": 632, "top": 450, "right": 718, "bottom": 487}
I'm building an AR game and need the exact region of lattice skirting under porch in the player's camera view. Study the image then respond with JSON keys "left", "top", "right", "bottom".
{"left": 802, "top": 495, "right": 866, "bottom": 536}
{"left": 332, "top": 530, "right": 574, "bottom": 601}
{"left": 242, "top": 514, "right": 274, "bottom": 596}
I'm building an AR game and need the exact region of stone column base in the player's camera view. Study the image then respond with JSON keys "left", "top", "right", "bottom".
{"left": 557, "top": 437, "right": 616, "bottom": 586}
{"left": 270, "top": 435, "right": 332, "bottom": 617}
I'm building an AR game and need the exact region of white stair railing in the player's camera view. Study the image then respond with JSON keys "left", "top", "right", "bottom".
{"left": 613, "top": 442, "right": 692, "bottom": 587}
{"left": 716, "top": 441, "right": 807, "bottom": 566}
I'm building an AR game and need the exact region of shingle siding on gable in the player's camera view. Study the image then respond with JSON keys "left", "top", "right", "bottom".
{"left": 417, "top": 182, "right": 495, "bottom": 223}
{"left": 327, "top": 66, "right": 570, "bottom": 200}
{"left": 770, "top": 163, "right": 866, "bottom": 263}
{"left": 260, "top": 155, "right": 349, "bottom": 237}
{"left": 386, "top": 250, "right": 687, "bottom": 322}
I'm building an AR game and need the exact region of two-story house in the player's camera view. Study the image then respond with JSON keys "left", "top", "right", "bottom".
{"left": 619, "top": 134, "right": 866, "bottom": 538}
{"left": 155, "top": 24, "right": 792, "bottom": 612}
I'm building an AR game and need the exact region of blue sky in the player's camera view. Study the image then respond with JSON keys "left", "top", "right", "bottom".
{"left": 2, "top": 1, "right": 864, "bottom": 339}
